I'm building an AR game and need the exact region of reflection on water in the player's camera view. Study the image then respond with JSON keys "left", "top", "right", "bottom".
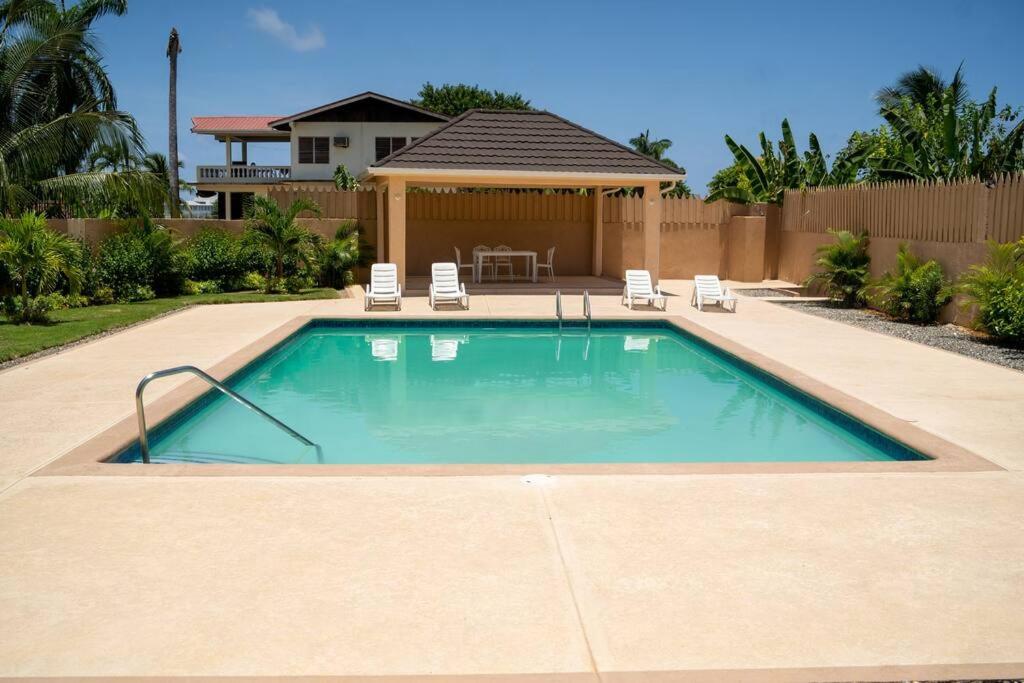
{"left": 139, "top": 326, "right": 909, "bottom": 465}
{"left": 430, "top": 335, "right": 468, "bottom": 362}
{"left": 367, "top": 335, "right": 399, "bottom": 362}
{"left": 624, "top": 335, "right": 652, "bottom": 352}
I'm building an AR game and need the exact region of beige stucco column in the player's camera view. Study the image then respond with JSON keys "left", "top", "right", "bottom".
{"left": 592, "top": 187, "right": 603, "bottom": 276}
{"left": 375, "top": 183, "right": 386, "bottom": 263}
{"left": 642, "top": 181, "right": 661, "bottom": 282}
{"left": 224, "top": 136, "right": 232, "bottom": 166}
{"left": 224, "top": 191, "right": 232, "bottom": 220}
{"left": 387, "top": 177, "right": 407, "bottom": 286}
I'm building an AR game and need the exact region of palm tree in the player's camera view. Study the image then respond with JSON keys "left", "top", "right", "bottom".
{"left": 629, "top": 130, "right": 692, "bottom": 197}
{"left": 318, "top": 220, "right": 374, "bottom": 288}
{"left": 0, "top": 211, "right": 81, "bottom": 321}
{"left": 804, "top": 229, "right": 871, "bottom": 307}
{"left": 0, "top": 0, "right": 162, "bottom": 216}
{"left": 244, "top": 196, "right": 320, "bottom": 292}
{"left": 166, "top": 27, "right": 181, "bottom": 218}
{"left": 629, "top": 130, "right": 673, "bottom": 161}
{"left": 876, "top": 63, "right": 968, "bottom": 113}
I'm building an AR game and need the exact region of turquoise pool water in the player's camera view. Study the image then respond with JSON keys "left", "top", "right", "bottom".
{"left": 118, "top": 321, "right": 924, "bottom": 464}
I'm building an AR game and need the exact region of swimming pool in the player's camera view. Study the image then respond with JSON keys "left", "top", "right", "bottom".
{"left": 116, "top": 320, "right": 926, "bottom": 465}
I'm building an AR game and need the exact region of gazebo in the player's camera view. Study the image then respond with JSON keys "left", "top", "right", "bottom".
{"left": 361, "top": 109, "right": 685, "bottom": 287}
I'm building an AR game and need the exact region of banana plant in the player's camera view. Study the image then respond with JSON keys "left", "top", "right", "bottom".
{"left": 707, "top": 119, "right": 860, "bottom": 205}
{"left": 875, "top": 86, "right": 1024, "bottom": 181}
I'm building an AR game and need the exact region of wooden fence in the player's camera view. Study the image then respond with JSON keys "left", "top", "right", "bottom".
{"left": 781, "top": 173, "right": 1024, "bottom": 244}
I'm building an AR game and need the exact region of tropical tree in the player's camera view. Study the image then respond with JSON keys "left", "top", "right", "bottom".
{"left": 0, "top": 211, "right": 81, "bottom": 321}
{"left": 876, "top": 63, "right": 968, "bottom": 114}
{"left": 166, "top": 27, "right": 181, "bottom": 217}
{"left": 243, "top": 196, "right": 319, "bottom": 292}
{"left": 0, "top": 0, "right": 163, "bottom": 216}
{"left": 317, "top": 220, "right": 373, "bottom": 288}
{"left": 628, "top": 129, "right": 692, "bottom": 198}
{"left": 869, "top": 86, "right": 1024, "bottom": 181}
{"left": 333, "top": 163, "right": 359, "bottom": 190}
{"left": 707, "top": 120, "right": 868, "bottom": 204}
{"left": 412, "top": 83, "right": 531, "bottom": 117}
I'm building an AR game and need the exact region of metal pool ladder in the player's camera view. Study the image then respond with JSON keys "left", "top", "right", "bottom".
{"left": 135, "top": 365, "right": 323, "bottom": 464}
{"left": 583, "top": 290, "right": 592, "bottom": 330}
{"left": 555, "top": 289, "right": 563, "bottom": 331}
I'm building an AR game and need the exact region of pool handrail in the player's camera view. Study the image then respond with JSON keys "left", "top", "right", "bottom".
{"left": 134, "top": 365, "right": 323, "bottom": 464}
{"left": 583, "top": 290, "right": 592, "bottom": 330}
{"left": 555, "top": 289, "right": 563, "bottom": 331}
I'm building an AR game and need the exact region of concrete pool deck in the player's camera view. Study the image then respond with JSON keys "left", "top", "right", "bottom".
{"left": 1, "top": 280, "right": 1023, "bottom": 680}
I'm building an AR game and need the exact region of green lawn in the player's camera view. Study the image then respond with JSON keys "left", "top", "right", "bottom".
{"left": 0, "top": 288, "right": 339, "bottom": 363}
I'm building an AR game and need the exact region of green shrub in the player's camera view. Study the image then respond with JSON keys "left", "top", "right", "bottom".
{"left": 284, "top": 274, "right": 311, "bottom": 294}
{"left": 97, "top": 231, "right": 153, "bottom": 301}
{"left": 3, "top": 294, "right": 55, "bottom": 323}
{"left": 870, "top": 244, "right": 952, "bottom": 323}
{"left": 182, "top": 279, "right": 222, "bottom": 296}
{"left": 239, "top": 271, "right": 266, "bottom": 291}
{"left": 804, "top": 229, "right": 871, "bottom": 307}
{"left": 97, "top": 222, "right": 185, "bottom": 300}
{"left": 959, "top": 238, "right": 1024, "bottom": 342}
{"left": 90, "top": 286, "right": 115, "bottom": 305}
{"left": 183, "top": 227, "right": 244, "bottom": 288}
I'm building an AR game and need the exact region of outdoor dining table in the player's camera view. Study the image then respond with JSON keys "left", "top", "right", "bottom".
{"left": 472, "top": 249, "right": 538, "bottom": 283}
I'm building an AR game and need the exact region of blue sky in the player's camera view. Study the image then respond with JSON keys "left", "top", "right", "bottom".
{"left": 98, "top": 0, "right": 1024, "bottom": 193}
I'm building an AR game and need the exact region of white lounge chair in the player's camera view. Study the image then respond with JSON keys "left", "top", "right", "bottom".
{"left": 429, "top": 262, "right": 469, "bottom": 310}
{"left": 691, "top": 274, "right": 738, "bottom": 312}
{"left": 622, "top": 269, "right": 667, "bottom": 310}
{"left": 365, "top": 263, "right": 401, "bottom": 311}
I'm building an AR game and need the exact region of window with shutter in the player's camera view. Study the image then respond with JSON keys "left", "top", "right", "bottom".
{"left": 298, "top": 137, "right": 329, "bottom": 164}
{"left": 375, "top": 137, "right": 408, "bottom": 161}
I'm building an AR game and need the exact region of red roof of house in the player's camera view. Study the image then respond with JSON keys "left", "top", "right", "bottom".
{"left": 190, "top": 116, "right": 286, "bottom": 133}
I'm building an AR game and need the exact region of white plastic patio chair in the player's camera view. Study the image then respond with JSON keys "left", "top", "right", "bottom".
{"left": 364, "top": 263, "right": 402, "bottom": 311}
{"left": 472, "top": 244, "right": 494, "bottom": 281}
{"left": 691, "top": 274, "right": 738, "bottom": 312}
{"left": 622, "top": 269, "right": 667, "bottom": 310}
{"left": 453, "top": 247, "right": 476, "bottom": 278}
{"left": 493, "top": 245, "right": 515, "bottom": 281}
{"left": 536, "top": 246, "right": 556, "bottom": 281}
{"left": 429, "top": 262, "right": 469, "bottom": 310}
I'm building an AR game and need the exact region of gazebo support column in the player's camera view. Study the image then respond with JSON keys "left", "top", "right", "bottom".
{"left": 592, "top": 187, "right": 603, "bottom": 276}
{"left": 387, "top": 177, "right": 407, "bottom": 287}
{"left": 642, "top": 181, "right": 661, "bottom": 282}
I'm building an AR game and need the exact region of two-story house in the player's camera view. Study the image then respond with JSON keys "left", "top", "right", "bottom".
{"left": 191, "top": 91, "right": 449, "bottom": 218}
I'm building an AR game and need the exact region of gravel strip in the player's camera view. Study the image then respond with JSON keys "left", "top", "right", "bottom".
{"left": 776, "top": 300, "right": 1024, "bottom": 373}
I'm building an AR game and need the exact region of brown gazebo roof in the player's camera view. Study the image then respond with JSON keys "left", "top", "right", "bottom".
{"left": 368, "top": 109, "right": 685, "bottom": 177}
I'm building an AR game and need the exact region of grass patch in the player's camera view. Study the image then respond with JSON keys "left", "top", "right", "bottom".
{"left": 0, "top": 288, "right": 339, "bottom": 363}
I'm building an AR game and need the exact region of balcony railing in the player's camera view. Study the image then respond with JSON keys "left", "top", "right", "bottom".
{"left": 196, "top": 165, "right": 291, "bottom": 183}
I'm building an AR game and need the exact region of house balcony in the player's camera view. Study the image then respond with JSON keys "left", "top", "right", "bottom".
{"left": 196, "top": 164, "right": 292, "bottom": 184}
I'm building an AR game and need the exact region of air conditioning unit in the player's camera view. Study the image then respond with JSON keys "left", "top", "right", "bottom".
{"left": 333, "top": 136, "right": 350, "bottom": 148}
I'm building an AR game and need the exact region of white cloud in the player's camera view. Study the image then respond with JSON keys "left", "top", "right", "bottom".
{"left": 247, "top": 8, "right": 325, "bottom": 52}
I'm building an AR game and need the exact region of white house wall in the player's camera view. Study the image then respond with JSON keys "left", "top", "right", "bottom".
{"left": 288, "top": 121, "right": 442, "bottom": 180}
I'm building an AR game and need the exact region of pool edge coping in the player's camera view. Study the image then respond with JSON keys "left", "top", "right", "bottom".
{"left": 35, "top": 313, "right": 1002, "bottom": 477}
